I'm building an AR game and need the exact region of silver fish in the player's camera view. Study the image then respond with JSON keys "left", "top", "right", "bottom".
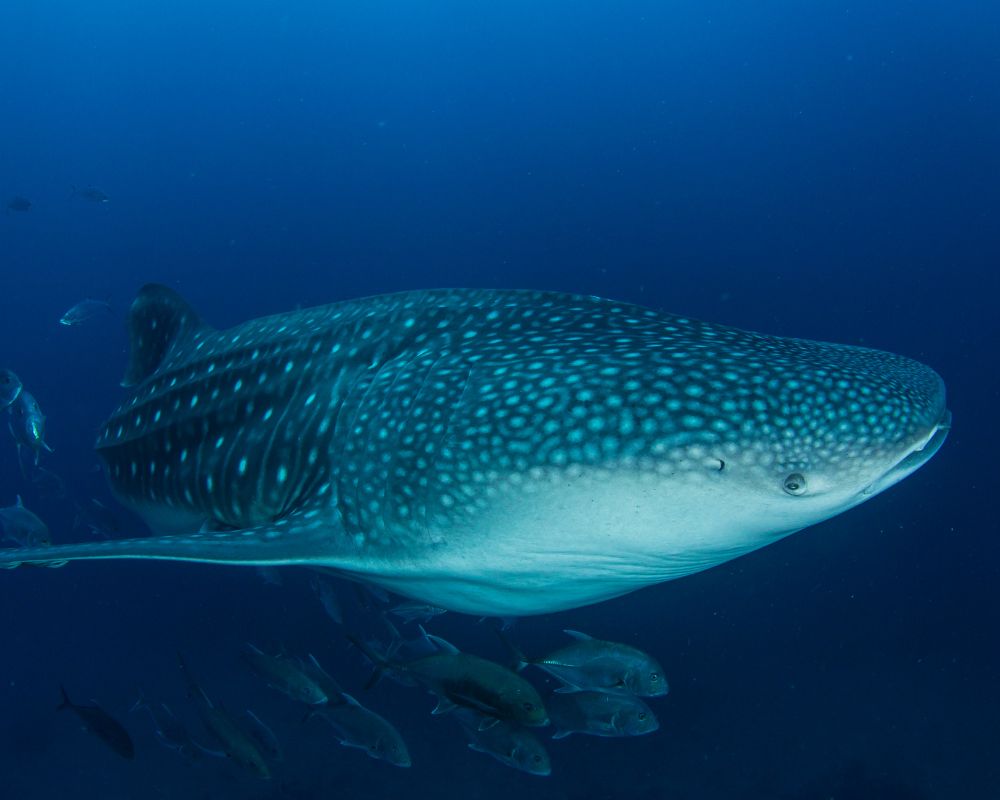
{"left": 309, "top": 576, "right": 344, "bottom": 625}
{"left": 547, "top": 690, "right": 659, "bottom": 739}
{"left": 0, "top": 369, "right": 22, "bottom": 409}
{"left": 71, "top": 186, "right": 109, "bottom": 203}
{"left": 455, "top": 708, "right": 551, "bottom": 776}
{"left": 505, "top": 629, "right": 667, "bottom": 696}
{"left": 308, "top": 697, "right": 411, "bottom": 768}
{"left": 60, "top": 299, "right": 112, "bottom": 326}
{"left": 0, "top": 285, "right": 949, "bottom": 619}
{"left": 244, "top": 709, "right": 283, "bottom": 762}
{"left": 242, "top": 643, "right": 327, "bottom": 705}
{"left": 0, "top": 496, "right": 50, "bottom": 547}
{"left": 73, "top": 498, "right": 120, "bottom": 539}
{"left": 177, "top": 652, "right": 270, "bottom": 779}
{"left": 390, "top": 601, "right": 448, "bottom": 625}
{"left": 58, "top": 685, "right": 134, "bottom": 759}
{"left": 255, "top": 566, "right": 284, "bottom": 586}
{"left": 131, "top": 690, "right": 204, "bottom": 760}
{"left": 7, "top": 389, "right": 53, "bottom": 466}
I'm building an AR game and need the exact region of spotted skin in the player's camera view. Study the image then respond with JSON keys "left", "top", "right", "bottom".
{"left": 0, "top": 285, "right": 950, "bottom": 616}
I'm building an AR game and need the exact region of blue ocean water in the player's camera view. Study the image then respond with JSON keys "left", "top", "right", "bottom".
{"left": 1, "top": 1, "right": 997, "bottom": 797}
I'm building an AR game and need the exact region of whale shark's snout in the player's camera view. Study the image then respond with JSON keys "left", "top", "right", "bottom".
{"left": 863, "top": 387, "right": 950, "bottom": 497}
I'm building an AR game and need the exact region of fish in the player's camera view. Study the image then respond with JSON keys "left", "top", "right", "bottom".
{"left": 0, "top": 496, "right": 51, "bottom": 547}
{"left": 0, "top": 285, "right": 950, "bottom": 618}
{"left": 244, "top": 710, "right": 283, "bottom": 762}
{"left": 29, "top": 466, "right": 69, "bottom": 502}
{"left": 307, "top": 699, "right": 412, "bottom": 768}
{"left": 60, "top": 298, "right": 112, "bottom": 326}
{"left": 73, "top": 498, "right": 121, "bottom": 539}
{"left": 177, "top": 652, "right": 270, "bottom": 779}
{"left": 71, "top": 186, "right": 109, "bottom": 203}
{"left": 255, "top": 565, "right": 284, "bottom": 586}
{"left": 502, "top": 629, "right": 667, "bottom": 696}
{"left": 303, "top": 655, "right": 410, "bottom": 767}
{"left": 349, "top": 633, "right": 548, "bottom": 727}
{"left": 0, "top": 369, "right": 22, "bottom": 409}
{"left": 455, "top": 709, "right": 551, "bottom": 777}
{"left": 58, "top": 685, "right": 135, "bottom": 759}
{"left": 242, "top": 643, "right": 327, "bottom": 705}
{"left": 6, "top": 195, "right": 30, "bottom": 212}
{"left": 131, "top": 690, "right": 204, "bottom": 760}
{"left": 7, "top": 389, "right": 54, "bottom": 466}
{"left": 309, "top": 575, "right": 344, "bottom": 624}
{"left": 390, "top": 601, "right": 448, "bottom": 625}
{"left": 546, "top": 690, "right": 659, "bottom": 739}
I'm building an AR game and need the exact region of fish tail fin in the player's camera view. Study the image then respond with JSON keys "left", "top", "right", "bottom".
{"left": 177, "top": 651, "right": 210, "bottom": 707}
{"left": 379, "top": 614, "right": 406, "bottom": 660}
{"left": 129, "top": 688, "right": 148, "bottom": 713}
{"left": 346, "top": 633, "right": 390, "bottom": 689}
{"left": 495, "top": 629, "right": 529, "bottom": 672}
{"left": 57, "top": 684, "right": 72, "bottom": 711}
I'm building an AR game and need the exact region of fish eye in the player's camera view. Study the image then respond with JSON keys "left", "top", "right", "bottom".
{"left": 522, "top": 701, "right": 535, "bottom": 711}
{"left": 783, "top": 473, "right": 808, "bottom": 496}
{"left": 650, "top": 673, "right": 660, "bottom": 681}
{"left": 638, "top": 712, "right": 647, "bottom": 720}
{"left": 532, "top": 755, "right": 542, "bottom": 763}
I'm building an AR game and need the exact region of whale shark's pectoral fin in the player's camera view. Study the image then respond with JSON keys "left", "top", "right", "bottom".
{"left": 0, "top": 510, "right": 340, "bottom": 570}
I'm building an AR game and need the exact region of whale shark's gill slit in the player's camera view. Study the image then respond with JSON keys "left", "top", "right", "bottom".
{"left": 0, "top": 510, "right": 340, "bottom": 570}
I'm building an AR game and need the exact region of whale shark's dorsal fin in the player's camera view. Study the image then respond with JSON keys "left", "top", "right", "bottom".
{"left": 122, "top": 284, "right": 210, "bottom": 387}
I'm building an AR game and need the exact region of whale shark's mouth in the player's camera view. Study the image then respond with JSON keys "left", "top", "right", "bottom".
{"left": 863, "top": 408, "right": 951, "bottom": 495}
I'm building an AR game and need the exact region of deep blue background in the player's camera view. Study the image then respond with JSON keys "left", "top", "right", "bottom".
{"left": 1, "top": 1, "right": 997, "bottom": 798}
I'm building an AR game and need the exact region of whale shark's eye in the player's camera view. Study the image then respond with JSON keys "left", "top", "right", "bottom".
{"left": 783, "top": 473, "right": 808, "bottom": 496}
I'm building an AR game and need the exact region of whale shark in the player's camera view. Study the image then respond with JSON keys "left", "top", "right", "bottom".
{"left": 0, "top": 285, "right": 950, "bottom": 616}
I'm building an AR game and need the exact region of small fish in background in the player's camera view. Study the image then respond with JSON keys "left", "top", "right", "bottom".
{"left": 60, "top": 298, "right": 112, "bottom": 327}
{"left": 501, "top": 629, "right": 668, "bottom": 697}
{"left": 0, "top": 369, "right": 22, "bottom": 409}
{"left": 309, "top": 576, "right": 343, "bottom": 625}
{"left": 303, "top": 655, "right": 410, "bottom": 768}
{"left": 455, "top": 708, "right": 551, "bottom": 777}
{"left": 352, "top": 579, "right": 391, "bottom": 611}
{"left": 70, "top": 186, "right": 109, "bottom": 203}
{"left": 244, "top": 710, "right": 283, "bottom": 762}
{"left": 352, "top": 619, "right": 434, "bottom": 688}
{"left": 390, "top": 601, "right": 448, "bottom": 625}
{"left": 8, "top": 389, "right": 54, "bottom": 466}
{"left": 255, "top": 566, "right": 284, "bottom": 587}
{"left": 242, "top": 644, "right": 328, "bottom": 706}
{"left": 547, "top": 690, "right": 659, "bottom": 740}
{"left": 131, "top": 690, "right": 205, "bottom": 761}
{"left": 177, "top": 652, "right": 270, "bottom": 779}
{"left": 6, "top": 195, "right": 30, "bottom": 213}
{"left": 29, "top": 465, "right": 69, "bottom": 502}
{"left": 0, "top": 496, "right": 51, "bottom": 547}
{"left": 478, "top": 615, "right": 518, "bottom": 633}
{"left": 58, "top": 685, "right": 135, "bottom": 759}
{"left": 73, "top": 498, "right": 121, "bottom": 539}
